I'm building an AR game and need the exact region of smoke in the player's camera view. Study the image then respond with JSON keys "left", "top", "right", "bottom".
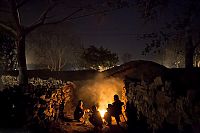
{"left": 77, "top": 74, "right": 124, "bottom": 110}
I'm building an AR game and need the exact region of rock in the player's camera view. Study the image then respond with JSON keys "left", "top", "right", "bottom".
{"left": 154, "top": 76, "right": 163, "bottom": 86}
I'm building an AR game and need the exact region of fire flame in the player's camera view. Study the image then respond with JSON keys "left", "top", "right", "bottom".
{"left": 99, "top": 109, "right": 107, "bottom": 118}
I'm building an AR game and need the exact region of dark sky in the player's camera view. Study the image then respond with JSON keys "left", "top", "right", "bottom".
{"left": 2, "top": 0, "right": 172, "bottom": 64}
{"left": 19, "top": 0, "right": 168, "bottom": 64}
{"left": 72, "top": 7, "right": 165, "bottom": 63}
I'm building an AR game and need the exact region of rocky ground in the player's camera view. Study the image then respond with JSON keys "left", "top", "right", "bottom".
{"left": 48, "top": 114, "right": 127, "bottom": 133}
{"left": 0, "top": 121, "right": 127, "bottom": 133}
{"left": 55, "top": 120, "right": 127, "bottom": 133}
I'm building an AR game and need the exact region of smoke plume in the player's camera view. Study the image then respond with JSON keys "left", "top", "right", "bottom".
{"left": 77, "top": 75, "right": 124, "bottom": 110}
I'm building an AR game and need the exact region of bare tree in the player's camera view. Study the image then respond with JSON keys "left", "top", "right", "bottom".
{"left": 27, "top": 27, "right": 83, "bottom": 71}
{"left": 136, "top": 0, "right": 200, "bottom": 68}
{"left": 0, "top": 0, "right": 128, "bottom": 84}
{"left": 34, "top": 34, "right": 68, "bottom": 71}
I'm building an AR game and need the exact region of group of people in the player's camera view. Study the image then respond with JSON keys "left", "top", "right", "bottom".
{"left": 73, "top": 94, "right": 124, "bottom": 130}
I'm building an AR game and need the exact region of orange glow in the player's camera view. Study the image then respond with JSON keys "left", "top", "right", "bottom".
{"left": 99, "top": 109, "right": 107, "bottom": 118}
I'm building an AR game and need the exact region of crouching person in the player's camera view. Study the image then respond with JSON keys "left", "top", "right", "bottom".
{"left": 104, "top": 104, "right": 112, "bottom": 126}
{"left": 112, "top": 94, "right": 124, "bottom": 126}
{"left": 74, "top": 100, "right": 84, "bottom": 122}
{"left": 89, "top": 105, "right": 103, "bottom": 132}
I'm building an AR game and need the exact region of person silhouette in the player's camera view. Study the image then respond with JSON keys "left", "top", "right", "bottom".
{"left": 74, "top": 100, "right": 84, "bottom": 122}
{"left": 112, "top": 94, "right": 124, "bottom": 125}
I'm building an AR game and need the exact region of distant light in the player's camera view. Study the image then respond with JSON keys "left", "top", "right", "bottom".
{"left": 14, "top": 69, "right": 17, "bottom": 70}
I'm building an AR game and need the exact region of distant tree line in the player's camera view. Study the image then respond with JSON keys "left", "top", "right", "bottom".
{"left": 0, "top": 27, "right": 119, "bottom": 71}
{"left": 0, "top": 0, "right": 128, "bottom": 85}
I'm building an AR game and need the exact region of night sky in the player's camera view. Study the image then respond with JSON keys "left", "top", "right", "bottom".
{"left": 70, "top": 7, "right": 165, "bottom": 63}
{"left": 1, "top": 0, "right": 174, "bottom": 64}
{"left": 17, "top": 0, "right": 170, "bottom": 64}
{"left": 74, "top": 8, "right": 149, "bottom": 59}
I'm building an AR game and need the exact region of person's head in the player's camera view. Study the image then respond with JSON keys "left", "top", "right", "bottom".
{"left": 91, "top": 105, "right": 97, "bottom": 112}
{"left": 108, "top": 104, "right": 112, "bottom": 108}
{"left": 114, "top": 94, "right": 119, "bottom": 101}
{"left": 78, "top": 100, "right": 83, "bottom": 107}
{"left": 107, "top": 104, "right": 112, "bottom": 111}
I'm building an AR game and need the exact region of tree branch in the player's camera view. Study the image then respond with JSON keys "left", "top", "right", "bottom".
{"left": 43, "top": 8, "right": 83, "bottom": 25}
{"left": 66, "top": 7, "right": 121, "bottom": 20}
{"left": 44, "top": 7, "right": 121, "bottom": 25}
{"left": 16, "top": 0, "right": 29, "bottom": 8}
{"left": 26, "top": 3, "right": 58, "bottom": 33}
{"left": 26, "top": 3, "right": 123, "bottom": 33}
{"left": 0, "top": 22, "right": 17, "bottom": 36}
{"left": 10, "top": 0, "right": 22, "bottom": 32}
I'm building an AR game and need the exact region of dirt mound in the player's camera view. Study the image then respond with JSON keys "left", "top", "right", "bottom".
{"left": 103, "top": 60, "right": 167, "bottom": 82}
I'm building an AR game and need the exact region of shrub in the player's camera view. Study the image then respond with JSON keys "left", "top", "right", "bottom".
{"left": 125, "top": 76, "right": 200, "bottom": 132}
{"left": 0, "top": 77, "right": 75, "bottom": 131}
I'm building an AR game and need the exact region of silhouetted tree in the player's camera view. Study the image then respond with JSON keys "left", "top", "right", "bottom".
{"left": 136, "top": 0, "right": 200, "bottom": 68}
{"left": 0, "top": 0, "right": 128, "bottom": 84}
{"left": 26, "top": 26, "right": 83, "bottom": 71}
{"left": 82, "top": 45, "right": 119, "bottom": 70}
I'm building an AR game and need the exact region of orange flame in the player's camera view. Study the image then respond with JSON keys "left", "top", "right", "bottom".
{"left": 99, "top": 109, "right": 107, "bottom": 118}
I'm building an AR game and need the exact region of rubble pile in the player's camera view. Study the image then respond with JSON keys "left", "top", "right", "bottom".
{"left": 125, "top": 75, "right": 200, "bottom": 132}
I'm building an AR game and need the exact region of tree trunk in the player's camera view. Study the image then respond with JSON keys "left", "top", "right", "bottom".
{"left": 17, "top": 35, "right": 28, "bottom": 85}
{"left": 185, "top": 28, "right": 194, "bottom": 68}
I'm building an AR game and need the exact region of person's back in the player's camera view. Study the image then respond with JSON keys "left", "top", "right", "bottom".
{"left": 74, "top": 100, "right": 84, "bottom": 121}
{"left": 89, "top": 105, "right": 103, "bottom": 129}
{"left": 104, "top": 104, "right": 112, "bottom": 126}
{"left": 112, "top": 99, "right": 123, "bottom": 115}
{"left": 112, "top": 94, "right": 124, "bottom": 125}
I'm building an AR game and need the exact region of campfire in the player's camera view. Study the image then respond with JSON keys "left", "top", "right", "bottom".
{"left": 99, "top": 109, "right": 107, "bottom": 118}
{"left": 77, "top": 76, "right": 127, "bottom": 122}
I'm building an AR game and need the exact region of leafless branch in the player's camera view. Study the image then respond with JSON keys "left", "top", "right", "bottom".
{"left": 10, "top": 0, "right": 22, "bottom": 31}
{"left": 26, "top": 7, "right": 82, "bottom": 33}
{"left": 37, "top": 4, "right": 58, "bottom": 22}
{"left": 26, "top": 3, "right": 58, "bottom": 33}
{"left": 0, "top": 22, "right": 17, "bottom": 36}
{"left": 44, "top": 7, "right": 121, "bottom": 25}
{"left": 16, "top": 0, "right": 29, "bottom": 8}
{"left": 26, "top": 2, "right": 123, "bottom": 33}
{"left": 43, "top": 8, "right": 83, "bottom": 25}
{"left": 68, "top": 7, "right": 121, "bottom": 20}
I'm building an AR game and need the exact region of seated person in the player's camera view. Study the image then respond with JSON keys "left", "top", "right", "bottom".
{"left": 112, "top": 94, "right": 124, "bottom": 125}
{"left": 74, "top": 100, "right": 84, "bottom": 122}
{"left": 104, "top": 104, "right": 112, "bottom": 126}
{"left": 89, "top": 105, "right": 103, "bottom": 129}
